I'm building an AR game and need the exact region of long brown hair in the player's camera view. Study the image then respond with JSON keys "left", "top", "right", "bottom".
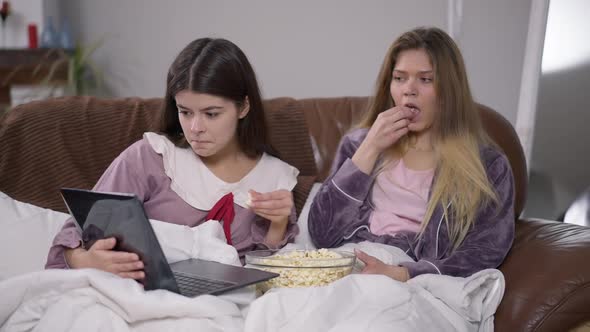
{"left": 159, "top": 38, "right": 276, "bottom": 158}
{"left": 361, "top": 27, "right": 497, "bottom": 250}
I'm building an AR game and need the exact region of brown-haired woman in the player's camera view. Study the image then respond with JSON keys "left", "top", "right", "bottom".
{"left": 46, "top": 38, "right": 299, "bottom": 280}
{"left": 308, "top": 27, "right": 515, "bottom": 281}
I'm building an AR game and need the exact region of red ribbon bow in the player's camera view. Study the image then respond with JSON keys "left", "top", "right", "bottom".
{"left": 205, "top": 192, "right": 235, "bottom": 245}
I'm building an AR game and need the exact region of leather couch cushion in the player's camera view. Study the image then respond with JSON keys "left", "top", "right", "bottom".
{"left": 263, "top": 97, "right": 318, "bottom": 215}
{"left": 479, "top": 104, "right": 527, "bottom": 218}
{"left": 299, "top": 96, "right": 367, "bottom": 181}
{"left": 496, "top": 219, "right": 590, "bottom": 331}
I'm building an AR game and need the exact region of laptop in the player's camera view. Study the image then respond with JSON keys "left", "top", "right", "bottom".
{"left": 59, "top": 187, "right": 279, "bottom": 297}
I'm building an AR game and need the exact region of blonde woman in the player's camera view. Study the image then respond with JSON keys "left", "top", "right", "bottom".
{"left": 308, "top": 27, "right": 515, "bottom": 281}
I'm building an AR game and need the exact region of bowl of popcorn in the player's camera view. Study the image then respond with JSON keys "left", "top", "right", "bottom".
{"left": 245, "top": 248, "right": 356, "bottom": 291}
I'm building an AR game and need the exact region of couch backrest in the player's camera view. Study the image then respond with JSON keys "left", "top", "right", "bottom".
{"left": 0, "top": 97, "right": 161, "bottom": 212}
{"left": 0, "top": 96, "right": 317, "bottom": 216}
{"left": 297, "top": 96, "right": 527, "bottom": 217}
{"left": 0, "top": 95, "right": 526, "bottom": 217}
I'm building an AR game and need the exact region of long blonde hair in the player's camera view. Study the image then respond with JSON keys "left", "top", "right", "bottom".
{"left": 360, "top": 27, "right": 498, "bottom": 250}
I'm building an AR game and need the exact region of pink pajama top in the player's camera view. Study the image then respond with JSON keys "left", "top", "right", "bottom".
{"left": 46, "top": 133, "right": 299, "bottom": 268}
{"left": 369, "top": 158, "right": 434, "bottom": 236}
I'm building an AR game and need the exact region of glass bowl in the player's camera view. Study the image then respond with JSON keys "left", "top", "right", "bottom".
{"left": 245, "top": 248, "right": 356, "bottom": 291}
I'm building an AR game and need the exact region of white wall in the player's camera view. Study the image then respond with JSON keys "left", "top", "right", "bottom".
{"left": 0, "top": 0, "right": 64, "bottom": 47}
{"left": 63, "top": 0, "right": 446, "bottom": 99}
{"left": 526, "top": 0, "right": 590, "bottom": 219}
{"left": 61, "top": 0, "right": 532, "bottom": 125}
{"left": 1, "top": 0, "right": 44, "bottom": 48}
{"left": 458, "top": 0, "right": 532, "bottom": 125}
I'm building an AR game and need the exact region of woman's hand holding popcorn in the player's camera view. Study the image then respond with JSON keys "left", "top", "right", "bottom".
{"left": 247, "top": 189, "right": 293, "bottom": 224}
{"left": 248, "top": 189, "right": 294, "bottom": 247}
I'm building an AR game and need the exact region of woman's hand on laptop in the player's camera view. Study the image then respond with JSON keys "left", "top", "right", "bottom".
{"left": 64, "top": 237, "right": 145, "bottom": 280}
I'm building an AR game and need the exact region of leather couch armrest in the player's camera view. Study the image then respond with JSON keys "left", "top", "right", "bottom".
{"left": 495, "top": 219, "right": 590, "bottom": 332}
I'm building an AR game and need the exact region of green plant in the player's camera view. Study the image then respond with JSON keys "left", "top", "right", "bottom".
{"left": 45, "top": 39, "right": 104, "bottom": 95}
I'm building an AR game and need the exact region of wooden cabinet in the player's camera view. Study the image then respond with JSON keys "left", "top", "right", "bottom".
{"left": 0, "top": 48, "right": 69, "bottom": 108}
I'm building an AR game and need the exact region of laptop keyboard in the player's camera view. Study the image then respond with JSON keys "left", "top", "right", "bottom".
{"left": 173, "top": 270, "right": 236, "bottom": 297}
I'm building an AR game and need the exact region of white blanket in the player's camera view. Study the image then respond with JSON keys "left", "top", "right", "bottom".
{"left": 244, "top": 242, "right": 504, "bottom": 332}
{"left": 0, "top": 232, "right": 504, "bottom": 332}
{"left": 0, "top": 192, "right": 69, "bottom": 280}
{"left": 0, "top": 269, "right": 244, "bottom": 332}
{"left": 0, "top": 220, "right": 249, "bottom": 332}
{"left": 0, "top": 192, "right": 505, "bottom": 332}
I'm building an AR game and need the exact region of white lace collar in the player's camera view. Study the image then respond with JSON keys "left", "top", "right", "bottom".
{"left": 144, "top": 132, "right": 299, "bottom": 210}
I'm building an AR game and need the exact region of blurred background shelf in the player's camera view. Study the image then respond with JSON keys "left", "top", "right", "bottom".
{"left": 0, "top": 48, "right": 69, "bottom": 110}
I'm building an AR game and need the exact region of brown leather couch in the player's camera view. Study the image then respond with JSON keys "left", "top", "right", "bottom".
{"left": 1, "top": 96, "right": 589, "bottom": 331}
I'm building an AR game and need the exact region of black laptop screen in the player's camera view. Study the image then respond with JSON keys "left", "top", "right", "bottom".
{"left": 59, "top": 188, "right": 179, "bottom": 292}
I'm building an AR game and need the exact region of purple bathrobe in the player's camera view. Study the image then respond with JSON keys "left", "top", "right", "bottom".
{"left": 308, "top": 128, "right": 515, "bottom": 278}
